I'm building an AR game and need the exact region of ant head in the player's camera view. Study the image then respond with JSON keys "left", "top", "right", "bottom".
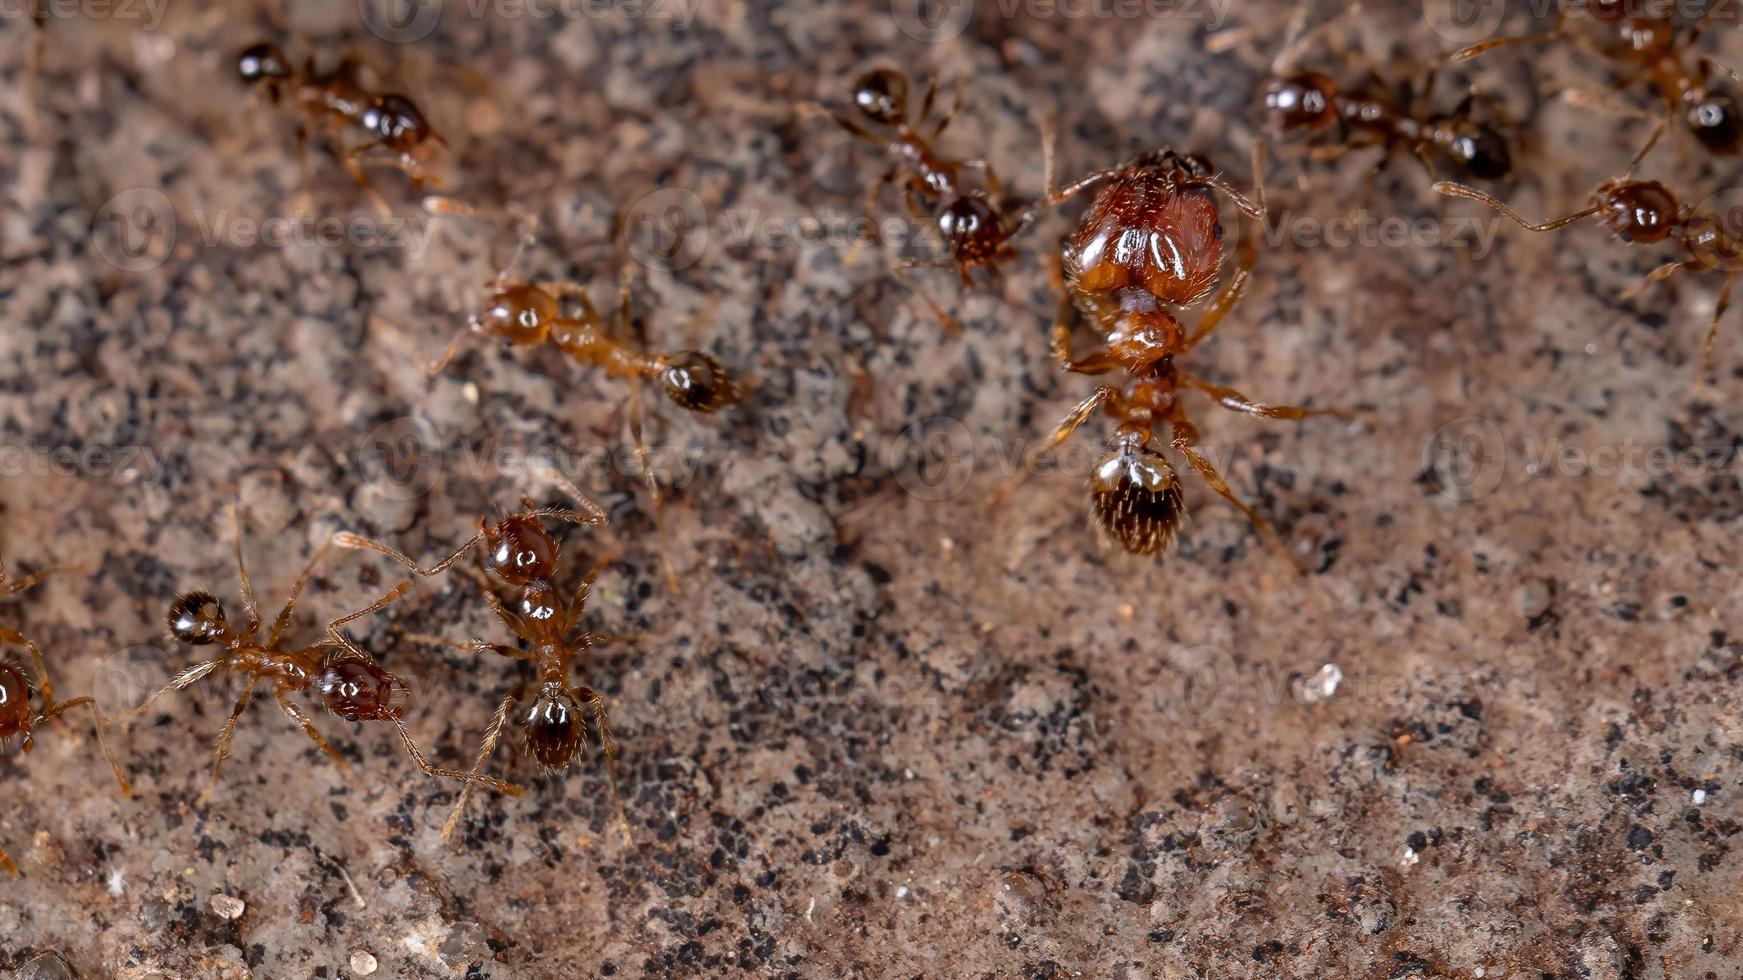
{"left": 363, "top": 94, "right": 435, "bottom": 151}
{"left": 1445, "top": 122, "right": 1512, "bottom": 181}
{"left": 1262, "top": 72, "right": 1337, "bottom": 133}
{"left": 523, "top": 684, "right": 585, "bottom": 770}
{"left": 1089, "top": 434, "right": 1185, "bottom": 556}
{"left": 482, "top": 515, "right": 559, "bottom": 585}
{"left": 1688, "top": 94, "right": 1743, "bottom": 155}
{"left": 167, "top": 591, "right": 230, "bottom": 646}
{"left": 237, "top": 42, "right": 292, "bottom": 87}
{"left": 851, "top": 69, "right": 909, "bottom": 125}
{"left": 938, "top": 196, "right": 1003, "bottom": 262}
{"left": 318, "top": 655, "right": 408, "bottom": 722}
{"left": 1596, "top": 179, "right": 1680, "bottom": 245}
{"left": 660, "top": 351, "right": 739, "bottom": 412}
{"left": 0, "top": 662, "right": 32, "bottom": 740}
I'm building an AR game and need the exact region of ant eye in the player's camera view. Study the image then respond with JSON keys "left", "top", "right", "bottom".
{"left": 660, "top": 351, "right": 739, "bottom": 413}
{"left": 167, "top": 591, "right": 229, "bottom": 645}
{"left": 319, "top": 657, "right": 408, "bottom": 722}
{"left": 1089, "top": 447, "right": 1185, "bottom": 555}
{"left": 523, "top": 690, "right": 585, "bottom": 770}
{"left": 853, "top": 69, "right": 908, "bottom": 124}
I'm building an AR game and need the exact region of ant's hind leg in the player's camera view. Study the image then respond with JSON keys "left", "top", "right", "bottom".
{"left": 1621, "top": 260, "right": 1685, "bottom": 303}
{"left": 993, "top": 387, "right": 1117, "bottom": 506}
{"left": 0, "top": 556, "right": 60, "bottom": 596}
{"left": 1701, "top": 271, "right": 1739, "bottom": 382}
{"left": 274, "top": 688, "right": 353, "bottom": 780}
{"left": 628, "top": 390, "right": 681, "bottom": 595}
{"left": 269, "top": 534, "right": 335, "bottom": 648}
{"left": 1183, "top": 375, "right": 1356, "bottom": 421}
{"left": 334, "top": 530, "right": 483, "bottom": 578}
{"left": 197, "top": 681, "right": 260, "bottom": 806}
{"left": 1169, "top": 416, "right": 1299, "bottom": 572}
{"left": 443, "top": 692, "right": 518, "bottom": 843}
{"left": 391, "top": 718, "right": 522, "bottom": 796}
{"left": 578, "top": 686, "right": 631, "bottom": 842}
{"left": 35, "top": 696, "right": 131, "bottom": 796}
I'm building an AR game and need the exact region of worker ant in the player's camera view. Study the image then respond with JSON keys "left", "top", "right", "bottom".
{"left": 1449, "top": 0, "right": 1742, "bottom": 155}
{"left": 1025, "top": 137, "right": 1348, "bottom": 556}
{"left": 124, "top": 507, "right": 519, "bottom": 805}
{"left": 1435, "top": 122, "right": 1743, "bottom": 376}
{"left": 0, "top": 556, "right": 130, "bottom": 876}
{"left": 236, "top": 38, "right": 447, "bottom": 207}
{"left": 811, "top": 68, "right": 1041, "bottom": 329}
{"left": 333, "top": 477, "right": 631, "bottom": 842}
{"left": 1242, "top": 5, "right": 1513, "bottom": 182}
{"left": 422, "top": 196, "right": 739, "bottom": 591}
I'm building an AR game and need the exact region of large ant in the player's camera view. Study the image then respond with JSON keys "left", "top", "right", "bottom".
{"left": 125, "top": 507, "right": 518, "bottom": 804}
{"left": 236, "top": 39, "right": 447, "bottom": 207}
{"left": 422, "top": 197, "right": 740, "bottom": 590}
{"left": 1023, "top": 138, "right": 1348, "bottom": 556}
{"left": 1449, "top": 0, "right": 1742, "bottom": 155}
{"left": 333, "top": 479, "right": 630, "bottom": 841}
{"left": 0, "top": 556, "right": 130, "bottom": 876}
{"left": 1435, "top": 123, "right": 1743, "bottom": 376}
{"left": 812, "top": 69, "right": 1040, "bottom": 329}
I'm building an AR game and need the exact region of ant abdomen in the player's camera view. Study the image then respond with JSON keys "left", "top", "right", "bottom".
{"left": 1444, "top": 122, "right": 1513, "bottom": 181}
{"left": 1596, "top": 179, "right": 1680, "bottom": 243}
{"left": 659, "top": 351, "right": 739, "bottom": 412}
{"left": 167, "top": 591, "right": 230, "bottom": 645}
{"left": 1090, "top": 438, "right": 1186, "bottom": 556}
{"left": 1688, "top": 94, "right": 1743, "bottom": 154}
{"left": 1262, "top": 71, "right": 1338, "bottom": 132}
{"left": 318, "top": 655, "right": 408, "bottom": 722}
{"left": 237, "top": 42, "right": 292, "bottom": 86}
{"left": 851, "top": 69, "right": 909, "bottom": 125}
{"left": 523, "top": 686, "right": 585, "bottom": 770}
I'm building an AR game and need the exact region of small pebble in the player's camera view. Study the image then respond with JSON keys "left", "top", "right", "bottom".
{"left": 350, "top": 950, "right": 379, "bottom": 975}
{"left": 210, "top": 894, "right": 246, "bottom": 920}
{"left": 1693, "top": 789, "right": 1708, "bottom": 806}
{"left": 1294, "top": 663, "right": 1343, "bottom": 705}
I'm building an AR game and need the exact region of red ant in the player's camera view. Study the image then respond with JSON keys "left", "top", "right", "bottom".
{"left": 334, "top": 477, "right": 631, "bottom": 841}
{"left": 124, "top": 507, "right": 519, "bottom": 805}
{"left": 811, "top": 69, "right": 1040, "bottom": 329}
{"left": 0, "top": 556, "right": 130, "bottom": 876}
{"left": 1450, "top": 0, "right": 1742, "bottom": 155}
{"left": 421, "top": 197, "right": 739, "bottom": 591}
{"left": 1435, "top": 122, "right": 1743, "bottom": 376}
{"left": 1021, "top": 135, "right": 1349, "bottom": 556}
{"left": 237, "top": 39, "right": 447, "bottom": 208}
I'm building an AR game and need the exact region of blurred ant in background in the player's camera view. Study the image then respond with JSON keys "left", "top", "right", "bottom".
{"left": 1437, "top": 122, "right": 1743, "bottom": 377}
{"left": 0, "top": 555, "right": 130, "bottom": 876}
{"left": 335, "top": 476, "right": 632, "bottom": 842}
{"left": 124, "top": 507, "right": 519, "bottom": 804}
{"left": 1450, "top": 0, "right": 1743, "bottom": 156}
{"left": 808, "top": 68, "right": 1042, "bottom": 331}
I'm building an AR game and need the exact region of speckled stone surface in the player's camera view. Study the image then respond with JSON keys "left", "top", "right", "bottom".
{"left": 6, "top": 0, "right": 1743, "bottom": 977}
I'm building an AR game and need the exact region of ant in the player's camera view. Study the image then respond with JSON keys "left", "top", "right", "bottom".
{"left": 333, "top": 478, "right": 631, "bottom": 842}
{"left": 1021, "top": 136, "right": 1348, "bottom": 556}
{"left": 1236, "top": 5, "right": 1513, "bottom": 183}
{"left": 811, "top": 69, "right": 1041, "bottom": 330}
{"left": 236, "top": 39, "right": 447, "bottom": 210}
{"left": 0, "top": 555, "right": 130, "bottom": 876}
{"left": 421, "top": 196, "right": 740, "bottom": 591}
{"left": 1449, "top": 0, "right": 1742, "bottom": 155}
{"left": 1435, "top": 122, "right": 1743, "bottom": 376}
{"left": 124, "top": 506, "right": 519, "bottom": 805}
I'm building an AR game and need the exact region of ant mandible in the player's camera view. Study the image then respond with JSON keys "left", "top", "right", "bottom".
{"left": 1435, "top": 122, "right": 1743, "bottom": 377}
{"left": 1449, "top": 0, "right": 1742, "bottom": 155}
{"left": 334, "top": 477, "right": 631, "bottom": 842}
{"left": 812, "top": 69, "right": 1040, "bottom": 330}
{"left": 124, "top": 506, "right": 520, "bottom": 805}
{"left": 0, "top": 555, "right": 130, "bottom": 876}
{"left": 236, "top": 39, "right": 447, "bottom": 210}
{"left": 1023, "top": 134, "right": 1348, "bottom": 557}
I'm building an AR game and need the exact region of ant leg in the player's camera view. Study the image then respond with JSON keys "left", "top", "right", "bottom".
{"left": 962, "top": 158, "right": 1004, "bottom": 198}
{"left": 442, "top": 692, "right": 518, "bottom": 843}
{"left": 391, "top": 718, "right": 523, "bottom": 796}
{"left": 0, "top": 846, "right": 15, "bottom": 876}
{"left": 1431, "top": 181, "right": 1599, "bottom": 232}
{"left": 0, "top": 557, "right": 60, "bottom": 596}
{"left": 0, "top": 627, "right": 54, "bottom": 708}
{"left": 1621, "top": 261, "right": 1685, "bottom": 303}
{"left": 848, "top": 167, "right": 898, "bottom": 268}
{"left": 324, "top": 581, "right": 414, "bottom": 659}
{"left": 1200, "top": 141, "right": 1267, "bottom": 220}
{"left": 227, "top": 505, "right": 263, "bottom": 638}
{"left": 1449, "top": 10, "right": 1567, "bottom": 63}
{"left": 34, "top": 696, "right": 130, "bottom": 796}
{"left": 563, "top": 552, "right": 617, "bottom": 634}
{"left": 917, "top": 73, "right": 940, "bottom": 128}
{"left": 1183, "top": 237, "right": 1256, "bottom": 351}
{"left": 405, "top": 633, "right": 533, "bottom": 662}
{"left": 333, "top": 530, "right": 484, "bottom": 577}
{"left": 1182, "top": 375, "right": 1356, "bottom": 421}
{"left": 339, "top": 145, "right": 395, "bottom": 218}
{"left": 124, "top": 660, "right": 221, "bottom": 722}
{"left": 1701, "top": 271, "right": 1738, "bottom": 382}
{"left": 627, "top": 390, "right": 680, "bottom": 594}
{"left": 929, "top": 78, "right": 965, "bottom": 140}
{"left": 891, "top": 264, "right": 962, "bottom": 334}
{"left": 269, "top": 534, "right": 334, "bottom": 648}
{"left": 273, "top": 687, "right": 353, "bottom": 780}
{"left": 523, "top": 468, "right": 609, "bottom": 526}
{"left": 423, "top": 196, "right": 540, "bottom": 279}
{"left": 197, "top": 681, "right": 260, "bottom": 806}
{"left": 428, "top": 325, "right": 474, "bottom": 376}
{"left": 577, "top": 686, "right": 631, "bottom": 842}
{"left": 474, "top": 576, "right": 535, "bottom": 639}
{"left": 1169, "top": 415, "right": 1299, "bottom": 571}
{"left": 993, "top": 387, "right": 1118, "bottom": 506}
{"left": 797, "top": 101, "right": 888, "bottom": 148}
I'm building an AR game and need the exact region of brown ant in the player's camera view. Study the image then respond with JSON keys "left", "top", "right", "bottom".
{"left": 1021, "top": 137, "right": 1349, "bottom": 556}
{"left": 236, "top": 39, "right": 447, "bottom": 208}
{"left": 811, "top": 69, "right": 1040, "bottom": 329}
{"left": 1449, "top": 0, "right": 1742, "bottom": 155}
{"left": 421, "top": 197, "right": 740, "bottom": 591}
{"left": 1435, "top": 122, "right": 1743, "bottom": 376}
{"left": 124, "top": 506, "right": 519, "bottom": 805}
{"left": 0, "top": 556, "right": 130, "bottom": 876}
{"left": 333, "top": 478, "right": 631, "bottom": 841}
